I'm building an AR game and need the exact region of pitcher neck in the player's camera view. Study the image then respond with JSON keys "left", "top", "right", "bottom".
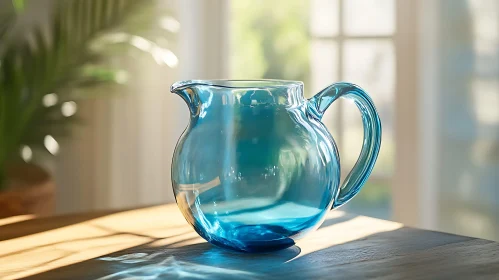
{"left": 171, "top": 80, "right": 306, "bottom": 113}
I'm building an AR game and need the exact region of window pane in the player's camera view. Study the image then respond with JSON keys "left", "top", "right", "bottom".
{"left": 310, "top": 40, "right": 338, "bottom": 94}
{"left": 229, "top": 0, "right": 310, "bottom": 84}
{"left": 339, "top": 39, "right": 394, "bottom": 219}
{"left": 471, "top": 79, "right": 499, "bottom": 125}
{"left": 343, "top": 0, "right": 395, "bottom": 36}
{"left": 343, "top": 40, "right": 395, "bottom": 100}
{"left": 342, "top": 39, "right": 394, "bottom": 175}
{"left": 469, "top": 0, "right": 499, "bottom": 58}
{"left": 310, "top": 40, "right": 340, "bottom": 135}
{"left": 310, "top": 0, "right": 339, "bottom": 37}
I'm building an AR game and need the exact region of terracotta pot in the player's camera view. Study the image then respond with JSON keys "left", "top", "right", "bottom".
{"left": 0, "top": 163, "right": 55, "bottom": 218}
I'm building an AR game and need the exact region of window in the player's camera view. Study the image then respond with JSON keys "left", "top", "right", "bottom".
{"left": 310, "top": 0, "right": 395, "bottom": 219}
{"left": 230, "top": 0, "right": 395, "bottom": 219}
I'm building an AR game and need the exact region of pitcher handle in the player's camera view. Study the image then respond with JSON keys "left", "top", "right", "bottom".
{"left": 308, "top": 82, "right": 382, "bottom": 209}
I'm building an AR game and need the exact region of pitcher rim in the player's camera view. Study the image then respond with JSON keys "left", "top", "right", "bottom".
{"left": 171, "top": 79, "right": 303, "bottom": 92}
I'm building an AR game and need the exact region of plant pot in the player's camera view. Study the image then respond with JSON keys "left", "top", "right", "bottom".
{"left": 0, "top": 163, "right": 55, "bottom": 218}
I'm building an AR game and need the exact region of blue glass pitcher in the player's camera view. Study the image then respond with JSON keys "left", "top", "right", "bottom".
{"left": 170, "top": 80, "right": 381, "bottom": 252}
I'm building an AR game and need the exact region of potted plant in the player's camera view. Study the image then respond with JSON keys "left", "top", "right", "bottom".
{"left": 0, "top": 0, "right": 176, "bottom": 218}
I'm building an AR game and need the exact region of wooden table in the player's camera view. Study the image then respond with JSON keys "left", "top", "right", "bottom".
{"left": 1, "top": 204, "right": 498, "bottom": 279}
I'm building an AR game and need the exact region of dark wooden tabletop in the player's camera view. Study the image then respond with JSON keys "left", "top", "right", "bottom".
{"left": 1, "top": 204, "right": 498, "bottom": 280}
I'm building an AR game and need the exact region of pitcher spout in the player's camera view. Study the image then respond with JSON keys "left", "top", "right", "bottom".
{"left": 171, "top": 80, "right": 201, "bottom": 115}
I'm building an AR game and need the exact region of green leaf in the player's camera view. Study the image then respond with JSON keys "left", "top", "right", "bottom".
{"left": 11, "top": 0, "right": 25, "bottom": 13}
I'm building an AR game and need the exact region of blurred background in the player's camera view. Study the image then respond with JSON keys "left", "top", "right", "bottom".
{"left": 0, "top": 0, "right": 498, "bottom": 242}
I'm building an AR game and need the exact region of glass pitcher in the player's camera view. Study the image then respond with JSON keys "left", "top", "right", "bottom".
{"left": 170, "top": 80, "right": 381, "bottom": 252}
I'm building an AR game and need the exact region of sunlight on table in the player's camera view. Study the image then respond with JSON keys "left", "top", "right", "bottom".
{"left": 0, "top": 204, "right": 402, "bottom": 279}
